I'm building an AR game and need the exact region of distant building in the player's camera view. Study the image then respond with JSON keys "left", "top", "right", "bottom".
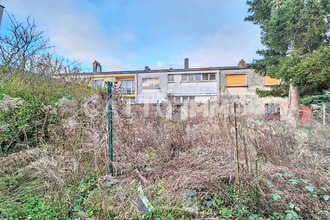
{"left": 84, "top": 58, "right": 288, "bottom": 118}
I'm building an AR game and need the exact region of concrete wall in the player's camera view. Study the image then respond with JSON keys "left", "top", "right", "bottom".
{"left": 136, "top": 70, "right": 220, "bottom": 104}
{"left": 220, "top": 69, "right": 288, "bottom": 119}
{"left": 167, "top": 70, "right": 219, "bottom": 103}
{"left": 126, "top": 102, "right": 267, "bottom": 122}
{"left": 127, "top": 103, "right": 218, "bottom": 122}
{"left": 136, "top": 72, "right": 167, "bottom": 103}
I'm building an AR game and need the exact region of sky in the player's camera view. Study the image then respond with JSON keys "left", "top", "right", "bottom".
{"left": 0, "top": 0, "right": 263, "bottom": 72}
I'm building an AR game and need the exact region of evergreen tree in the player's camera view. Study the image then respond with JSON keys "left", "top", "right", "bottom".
{"left": 245, "top": 0, "right": 329, "bottom": 127}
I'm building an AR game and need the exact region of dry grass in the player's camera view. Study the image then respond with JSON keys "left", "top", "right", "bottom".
{"left": 1, "top": 93, "right": 329, "bottom": 219}
{"left": 89, "top": 98, "right": 328, "bottom": 219}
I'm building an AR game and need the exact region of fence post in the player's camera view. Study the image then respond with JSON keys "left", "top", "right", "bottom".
{"left": 323, "top": 104, "right": 326, "bottom": 125}
{"left": 108, "top": 82, "right": 113, "bottom": 175}
{"left": 234, "top": 102, "right": 240, "bottom": 192}
{"left": 157, "top": 100, "right": 160, "bottom": 127}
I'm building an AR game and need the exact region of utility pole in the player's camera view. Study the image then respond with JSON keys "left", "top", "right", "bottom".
{"left": 0, "top": 5, "right": 4, "bottom": 29}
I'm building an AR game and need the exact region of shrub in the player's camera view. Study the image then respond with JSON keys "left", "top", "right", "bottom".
{"left": 0, "top": 70, "right": 92, "bottom": 154}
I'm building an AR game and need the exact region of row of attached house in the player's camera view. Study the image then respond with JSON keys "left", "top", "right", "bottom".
{"left": 81, "top": 59, "right": 288, "bottom": 118}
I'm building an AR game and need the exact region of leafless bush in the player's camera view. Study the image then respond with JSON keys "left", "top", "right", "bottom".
{"left": 84, "top": 96, "right": 327, "bottom": 219}
{"left": 0, "top": 13, "right": 51, "bottom": 72}
{"left": 0, "top": 148, "right": 42, "bottom": 175}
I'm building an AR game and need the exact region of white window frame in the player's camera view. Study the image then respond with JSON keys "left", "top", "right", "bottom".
{"left": 168, "top": 96, "right": 195, "bottom": 103}
{"left": 94, "top": 79, "right": 105, "bottom": 88}
{"left": 126, "top": 97, "right": 135, "bottom": 104}
{"left": 121, "top": 80, "right": 135, "bottom": 95}
{"left": 181, "top": 73, "right": 216, "bottom": 82}
{"left": 142, "top": 77, "right": 160, "bottom": 89}
{"left": 168, "top": 75, "right": 174, "bottom": 83}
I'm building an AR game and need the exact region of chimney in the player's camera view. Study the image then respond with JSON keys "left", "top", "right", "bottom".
{"left": 93, "top": 60, "right": 102, "bottom": 73}
{"left": 0, "top": 5, "right": 5, "bottom": 29}
{"left": 184, "top": 58, "right": 189, "bottom": 69}
{"left": 145, "top": 66, "right": 150, "bottom": 71}
{"left": 238, "top": 59, "right": 246, "bottom": 67}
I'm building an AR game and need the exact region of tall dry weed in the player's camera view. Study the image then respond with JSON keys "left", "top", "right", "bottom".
{"left": 1, "top": 91, "right": 329, "bottom": 219}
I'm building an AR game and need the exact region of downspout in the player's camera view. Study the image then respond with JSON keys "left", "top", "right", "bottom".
{"left": 217, "top": 69, "right": 221, "bottom": 104}
{"left": 135, "top": 72, "right": 138, "bottom": 103}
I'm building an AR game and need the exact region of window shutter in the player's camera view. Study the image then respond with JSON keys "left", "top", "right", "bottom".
{"left": 264, "top": 75, "right": 279, "bottom": 85}
{"left": 225, "top": 74, "right": 247, "bottom": 86}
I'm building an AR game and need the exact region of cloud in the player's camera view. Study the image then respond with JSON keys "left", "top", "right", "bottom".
{"left": 2, "top": 0, "right": 128, "bottom": 71}
{"left": 115, "top": 0, "right": 263, "bottom": 69}
{"left": 1, "top": 0, "right": 263, "bottom": 71}
{"left": 142, "top": 23, "right": 263, "bottom": 70}
{"left": 184, "top": 24, "right": 263, "bottom": 67}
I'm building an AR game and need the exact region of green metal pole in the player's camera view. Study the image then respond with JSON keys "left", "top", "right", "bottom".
{"left": 156, "top": 100, "right": 160, "bottom": 127}
{"left": 108, "top": 82, "right": 113, "bottom": 175}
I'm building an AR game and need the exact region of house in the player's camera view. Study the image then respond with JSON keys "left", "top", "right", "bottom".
{"left": 86, "top": 59, "right": 288, "bottom": 118}
{"left": 91, "top": 61, "right": 137, "bottom": 103}
{"left": 139, "top": 59, "right": 220, "bottom": 104}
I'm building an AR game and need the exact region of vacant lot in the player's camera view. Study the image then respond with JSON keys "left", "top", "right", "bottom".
{"left": 0, "top": 84, "right": 329, "bottom": 219}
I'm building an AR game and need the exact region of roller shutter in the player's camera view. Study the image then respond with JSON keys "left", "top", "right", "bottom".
{"left": 225, "top": 74, "right": 247, "bottom": 86}
{"left": 264, "top": 75, "right": 279, "bottom": 85}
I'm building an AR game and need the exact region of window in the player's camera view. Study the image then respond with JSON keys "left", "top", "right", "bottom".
{"left": 264, "top": 75, "right": 279, "bottom": 85}
{"left": 126, "top": 97, "right": 135, "bottom": 104}
{"left": 121, "top": 80, "right": 135, "bottom": 95}
{"left": 142, "top": 78, "right": 160, "bottom": 88}
{"left": 202, "top": 74, "right": 208, "bottom": 80}
{"left": 168, "top": 96, "right": 195, "bottom": 103}
{"left": 209, "top": 73, "right": 216, "bottom": 80}
{"left": 265, "top": 104, "right": 280, "bottom": 120}
{"left": 181, "top": 73, "right": 216, "bottom": 82}
{"left": 168, "top": 96, "right": 175, "bottom": 102}
{"left": 94, "top": 80, "right": 104, "bottom": 87}
{"left": 168, "top": 75, "right": 174, "bottom": 83}
{"left": 225, "top": 74, "right": 247, "bottom": 86}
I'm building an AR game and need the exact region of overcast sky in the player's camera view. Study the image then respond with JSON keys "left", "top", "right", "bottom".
{"left": 1, "top": 0, "right": 263, "bottom": 72}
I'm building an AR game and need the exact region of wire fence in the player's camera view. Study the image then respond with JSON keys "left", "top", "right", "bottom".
{"left": 300, "top": 103, "right": 330, "bottom": 126}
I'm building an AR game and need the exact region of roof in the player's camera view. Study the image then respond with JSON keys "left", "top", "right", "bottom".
{"left": 79, "top": 65, "right": 250, "bottom": 76}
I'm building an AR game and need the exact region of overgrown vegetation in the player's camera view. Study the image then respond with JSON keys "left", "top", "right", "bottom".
{"left": 300, "top": 91, "right": 330, "bottom": 106}
{"left": 246, "top": 0, "right": 330, "bottom": 128}
{"left": 0, "top": 74, "right": 329, "bottom": 218}
{"left": 0, "top": 70, "right": 91, "bottom": 154}
{"left": 0, "top": 11, "right": 329, "bottom": 220}
{"left": 0, "top": 13, "right": 90, "bottom": 154}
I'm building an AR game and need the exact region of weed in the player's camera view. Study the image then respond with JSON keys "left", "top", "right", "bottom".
{"left": 1, "top": 68, "right": 329, "bottom": 219}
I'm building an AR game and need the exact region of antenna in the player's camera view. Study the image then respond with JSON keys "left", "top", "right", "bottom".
{"left": 169, "top": 64, "right": 176, "bottom": 69}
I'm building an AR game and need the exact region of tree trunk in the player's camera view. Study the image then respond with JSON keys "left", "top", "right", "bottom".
{"left": 287, "top": 84, "right": 300, "bottom": 128}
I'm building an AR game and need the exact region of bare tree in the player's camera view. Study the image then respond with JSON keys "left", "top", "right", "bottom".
{"left": 34, "top": 53, "right": 82, "bottom": 76}
{"left": 0, "top": 13, "right": 84, "bottom": 80}
{"left": 0, "top": 13, "right": 52, "bottom": 72}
